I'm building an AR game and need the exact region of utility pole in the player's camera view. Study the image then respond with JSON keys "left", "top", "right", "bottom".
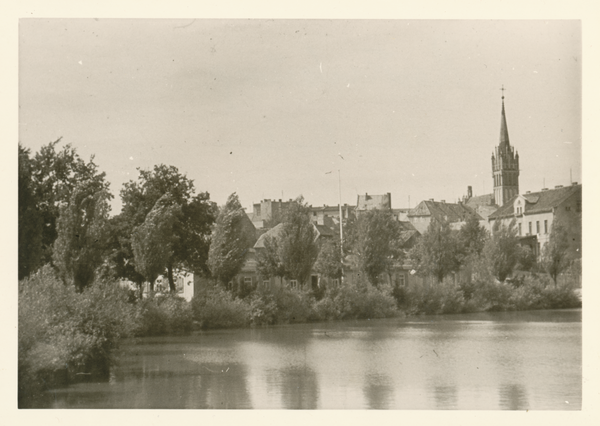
{"left": 338, "top": 169, "right": 343, "bottom": 258}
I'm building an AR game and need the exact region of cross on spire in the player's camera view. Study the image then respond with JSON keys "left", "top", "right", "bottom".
{"left": 501, "top": 84, "right": 506, "bottom": 100}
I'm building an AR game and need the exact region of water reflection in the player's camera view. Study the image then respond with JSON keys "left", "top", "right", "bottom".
{"left": 277, "top": 366, "right": 319, "bottom": 409}
{"left": 433, "top": 384, "right": 458, "bottom": 409}
{"left": 499, "top": 384, "right": 528, "bottom": 410}
{"left": 193, "top": 363, "right": 251, "bottom": 409}
{"left": 32, "top": 309, "right": 581, "bottom": 409}
{"left": 363, "top": 373, "right": 394, "bottom": 409}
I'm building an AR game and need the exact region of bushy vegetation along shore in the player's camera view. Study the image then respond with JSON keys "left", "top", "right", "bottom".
{"left": 18, "top": 266, "right": 192, "bottom": 406}
{"left": 18, "top": 265, "right": 580, "bottom": 407}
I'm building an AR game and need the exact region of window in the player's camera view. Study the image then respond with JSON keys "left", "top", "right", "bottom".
{"left": 576, "top": 200, "right": 582, "bottom": 213}
{"left": 397, "top": 274, "right": 406, "bottom": 287}
{"left": 177, "top": 276, "right": 184, "bottom": 292}
{"left": 536, "top": 221, "right": 540, "bottom": 234}
{"left": 528, "top": 222, "right": 532, "bottom": 235}
{"left": 289, "top": 280, "right": 298, "bottom": 290}
{"left": 565, "top": 206, "right": 571, "bottom": 211}
{"left": 263, "top": 280, "right": 270, "bottom": 290}
{"left": 244, "top": 277, "right": 252, "bottom": 286}
{"left": 518, "top": 223, "right": 522, "bottom": 236}
{"left": 544, "top": 220, "right": 548, "bottom": 234}
{"left": 332, "top": 278, "right": 339, "bottom": 287}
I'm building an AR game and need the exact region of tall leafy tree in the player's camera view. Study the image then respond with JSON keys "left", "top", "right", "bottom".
{"left": 516, "top": 245, "right": 537, "bottom": 272}
{"left": 117, "top": 164, "right": 216, "bottom": 291}
{"left": 458, "top": 213, "right": 488, "bottom": 258}
{"left": 30, "top": 139, "right": 109, "bottom": 264}
{"left": 313, "top": 239, "right": 343, "bottom": 280}
{"left": 257, "top": 196, "right": 319, "bottom": 285}
{"left": 347, "top": 209, "right": 403, "bottom": 285}
{"left": 52, "top": 181, "right": 112, "bottom": 292}
{"left": 542, "top": 219, "right": 571, "bottom": 286}
{"left": 131, "top": 195, "right": 180, "bottom": 293}
{"left": 482, "top": 219, "right": 520, "bottom": 282}
{"left": 18, "top": 144, "right": 44, "bottom": 279}
{"left": 208, "top": 193, "right": 257, "bottom": 287}
{"left": 409, "top": 217, "right": 461, "bottom": 283}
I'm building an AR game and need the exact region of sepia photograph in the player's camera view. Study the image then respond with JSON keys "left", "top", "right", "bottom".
{"left": 14, "top": 12, "right": 591, "bottom": 415}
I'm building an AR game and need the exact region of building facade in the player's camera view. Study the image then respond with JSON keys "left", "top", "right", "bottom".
{"left": 487, "top": 183, "right": 582, "bottom": 258}
{"left": 407, "top": 199, "right": 482, "bottom": 234}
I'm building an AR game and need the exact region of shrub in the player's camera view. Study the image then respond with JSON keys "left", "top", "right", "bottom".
{"left": 331, "top": 279, "right": 398, "bottom": 320}
{"left": 540, "top": 281, "right": 581, "bottom": 309}
{"left": 313, "top": 295, "right": 340, "bottom": 321}
{"left": 272, "top": 287, "right": 317, "bottom": 323}
{"left": 19, "top": 266, "right": 134, "bottom": 405}
{"left": 508, "top": 278, "right": 546, "bottom": 311}
{"left": 132, "top": 295, "right": 193, "bottom": 336}
{"left": 471, "top": 280, "right": 514, "bottom": 311}
{"left": 248, "top": 292, "right": 278, "bottom": 325}
{"left": 191, "top": 286, "right": 250, "bottom": 329}
{"left": 401, "top": 280, "right": 467, "bottom": 315}
{"left": 158, "top": 295, "right": 194, "bottom": 333}
{"left": 132, "top": 296, "right": 168, "bottom": 336}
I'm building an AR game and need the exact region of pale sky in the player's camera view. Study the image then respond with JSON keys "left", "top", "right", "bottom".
{"left": 19, "top": 19, "right": 581, "bottom": 213}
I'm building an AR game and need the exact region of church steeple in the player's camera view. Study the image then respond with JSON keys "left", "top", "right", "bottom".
{"left": 491, "top": 87, "right": 520, "bottom": 206}
{"left": 499, "top": 96, "right": 510, "bottom": 148}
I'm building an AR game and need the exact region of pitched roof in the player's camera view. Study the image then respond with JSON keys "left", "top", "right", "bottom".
{"left": 253, "top": 223, "right": 284, "bottom": 249}
{"left": 465, "top": 193, "right": 496, "bottom": 209}
{"left": 408, "top": 200, "right": 482, "bottom": 222}
{"left": 315, "top": 223, "right": 335, "bottom": 238}
{"left": 489, "top": 184, "right": 582, "bottom": 219}
{"left": 253, "top": 221, "right": 329, "bottom": 249}
{"left": 398, "top": 220, "right": 415, "bottom": 231}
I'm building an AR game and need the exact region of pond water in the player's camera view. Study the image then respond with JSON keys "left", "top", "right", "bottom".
{"left": 36, "top": 309, "right": 581, "bottom": 409}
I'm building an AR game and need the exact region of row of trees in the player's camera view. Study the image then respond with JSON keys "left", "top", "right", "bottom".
{"left": 410, "top": 214, "right": 573, "bottom": 286}
{"left": 19, "top": 141, "right": 218, "bottom": 294}
{"left": 19, "top": 140, "right": 575, "bottom": 295}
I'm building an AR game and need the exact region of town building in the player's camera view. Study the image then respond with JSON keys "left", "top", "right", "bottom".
{"left": 487, "top": 183, "right": 582, "bottom": 259}
{"left": 407, "top": 199, "right": 482, "bottom": 234}
{"left": 310, "top": 204, "right": 354, "bottom": 224}
{"left": 248, "top": 198, "right": 294, "bottom": 229}
{"left": 356, "top": 192, "right": 392, "bottom": 214}
{"left": 461, "top": 186, "right": 498, "bottom": 220}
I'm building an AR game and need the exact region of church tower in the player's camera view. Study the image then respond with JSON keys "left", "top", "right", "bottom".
{"left": 491, "top": 89, "right": 519, "bottom": 206}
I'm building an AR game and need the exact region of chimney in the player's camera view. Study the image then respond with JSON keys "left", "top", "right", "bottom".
{"left": 441, "top": 200, "right": 446, "bottom": 203}
{"left": 467, "top": 186, "right": 473, "bottom": 198}
{"left": 429, "top": 198, "right": 434, "bottom": 202}
{"left": 526, "top": 191, "right": 531, "bottom": 194}
{"left": 541, "top": 188, "right": 548, "bottom": 191}
{"left": 572, "top": 182, "right": 578, "bottom": 186}
{"left": 555, "top": 185, "right": 563, "bottom": 189}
